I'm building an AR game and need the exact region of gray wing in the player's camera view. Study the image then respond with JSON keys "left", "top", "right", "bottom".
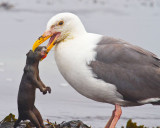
{"left": 89, "top": 36, "right": 160, "bottom": 102}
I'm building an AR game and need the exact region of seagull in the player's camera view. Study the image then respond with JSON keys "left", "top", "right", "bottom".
{"left": 32, "top": 12, "right": 160, "bottom": 128}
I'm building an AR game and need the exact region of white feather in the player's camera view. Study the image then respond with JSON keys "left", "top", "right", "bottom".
{"left": 138, "top": 98, "right": 160, "bottom": 104}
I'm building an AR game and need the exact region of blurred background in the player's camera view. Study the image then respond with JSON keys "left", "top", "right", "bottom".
{"left": 0, "top": 0, "right": 160, "bottom": 127}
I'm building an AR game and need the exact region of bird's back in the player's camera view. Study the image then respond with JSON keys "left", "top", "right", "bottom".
{"left": 90, "top": 36, "right": 160, "bottom": 105}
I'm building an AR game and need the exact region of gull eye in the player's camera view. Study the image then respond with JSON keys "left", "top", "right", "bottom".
{"left": 58, "top": 21, "right": 64, "bottom": 26}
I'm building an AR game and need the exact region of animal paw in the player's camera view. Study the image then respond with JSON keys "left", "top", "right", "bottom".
{"left": 46, "top": 87, "right": 51, "bottom": 93}
{"left": 42, "top": 88, "right": 47, "bottom": 95}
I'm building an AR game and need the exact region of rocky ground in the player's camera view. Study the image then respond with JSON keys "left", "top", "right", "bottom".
{"left": 0, "top": 113, "right": 91, "bottom": 128}
{"left": 0, "top": 113, "right": 160, "bottom": 128}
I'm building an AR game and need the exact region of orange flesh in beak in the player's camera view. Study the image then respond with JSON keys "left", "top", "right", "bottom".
{"left": 46, "top": 33, "right": 61, "bottom": 53}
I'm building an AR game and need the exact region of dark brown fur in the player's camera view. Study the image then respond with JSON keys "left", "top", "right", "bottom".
{"left": 14, "top": 47, "right": 51, "bottom": 128}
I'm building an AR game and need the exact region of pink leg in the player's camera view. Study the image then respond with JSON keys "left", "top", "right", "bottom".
{"left": 105, "top": 104, "right": 122, "bottom": 128}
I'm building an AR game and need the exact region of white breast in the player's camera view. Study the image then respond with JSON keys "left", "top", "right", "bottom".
{"left": 54, "top": 33, "right": 125, "bottom": 105}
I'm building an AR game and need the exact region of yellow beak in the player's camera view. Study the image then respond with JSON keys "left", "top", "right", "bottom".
{"left": 32, "top": 35, "right": 51, "bottom": 52}
{"left": 46, "top": 36, "right": 57, "bottom": 53}
{"left": 32, "top": 32, "right": 60, "bottom": 54}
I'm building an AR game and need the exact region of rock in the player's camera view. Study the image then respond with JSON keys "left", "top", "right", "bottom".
{"left": 57, "top": 120, "right": 91, "bottom": 128}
